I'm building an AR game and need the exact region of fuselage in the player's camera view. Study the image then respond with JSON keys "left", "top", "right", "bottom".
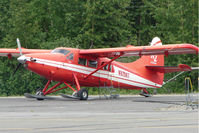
{"left": 18, "top": 47, "right": 163, "bottom": 90}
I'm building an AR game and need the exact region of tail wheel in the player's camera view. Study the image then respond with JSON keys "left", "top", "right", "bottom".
{"left": 77, "top": 88, "right": 88, "bottom": 100}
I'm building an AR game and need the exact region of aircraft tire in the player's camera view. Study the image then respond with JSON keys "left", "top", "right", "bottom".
{"left": 78, "top": 88, "right": 88, "bottom": 100}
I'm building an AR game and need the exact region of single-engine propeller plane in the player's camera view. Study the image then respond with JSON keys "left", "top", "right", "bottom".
{"left": 0, "top": 37, "right": 198, "bottom": 100}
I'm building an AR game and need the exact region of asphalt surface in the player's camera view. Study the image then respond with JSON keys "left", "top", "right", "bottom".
{"left": 0, "top": 95, "right": 198, "bottom": 133}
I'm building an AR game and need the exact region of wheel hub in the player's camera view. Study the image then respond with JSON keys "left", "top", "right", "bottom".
{"left": 82, "top": 91, "right": 87, "bottom": 98}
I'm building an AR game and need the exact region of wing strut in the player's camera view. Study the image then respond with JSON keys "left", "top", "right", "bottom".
{"left": 84, "top": 52, "right": 124, "bottom": 79}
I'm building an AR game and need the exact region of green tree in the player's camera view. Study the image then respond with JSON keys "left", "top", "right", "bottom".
{"left": 77, "top": 0, "right": 132, "bottom": 48}
{"left": 145, "top": 0, "right": 198, "bottom": 92}
{"left": 0, "top": 0, "right": 198, "bottom": 95}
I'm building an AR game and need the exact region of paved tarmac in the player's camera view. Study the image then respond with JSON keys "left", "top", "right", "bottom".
{"left": 0, "top": 95, "right": 198, "bottom": 133}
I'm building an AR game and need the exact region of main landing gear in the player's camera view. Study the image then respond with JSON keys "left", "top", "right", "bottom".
{"left": 60, "top": 88, "right": 88, "bottom": 100}
{"left": 24, "top": 74, "right": 89, "bottom": 100}
{"left": 77, "top": 88, "right": 88, "bottom": 100}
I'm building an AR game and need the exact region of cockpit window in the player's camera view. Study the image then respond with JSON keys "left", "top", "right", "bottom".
{"left": 51, "top": 49, "right": 70, "bottom": 55}
{"left": 88, "top": 60, "right": 97, "bottom": 68}
{"left": 66, "top": 53, "right": 74, "bottom": 60}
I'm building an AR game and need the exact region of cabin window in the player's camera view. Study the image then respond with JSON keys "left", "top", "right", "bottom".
{"left": 109, "top": 65, "right": 112, "bottom": 72}
{"left": 104, "top": 65, "right": 109, "bottom": 70}
{"left": 78, "top": 58, "right": 87, "bottom": 66}
{"left": 66, "top": 53, "right": 74, "bottom": 60}
{"left": 101, "top": 62, "right": 108, "bottom": 70}
{"left": 51, "top": 49, "right": 70, "bottom": 55}
{"left": 101, "top": 62, "right": 111, "bottom": 72}
{"left": 88, "top": 60, "right": 97, "bottom": 68}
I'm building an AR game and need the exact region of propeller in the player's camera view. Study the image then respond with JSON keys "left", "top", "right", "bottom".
{"left": 17, "top": 38, "right": 22, "bottom": 56}
{"left": 13, "top": 38, "right": 24, "bottom": 76}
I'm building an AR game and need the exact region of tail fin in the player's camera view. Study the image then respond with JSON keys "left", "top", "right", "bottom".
{"left": 132, "top": 37, "right": 164, "bottom": 66}
{"left": 148, "top": 37, "right": 164, "bottom": 66}
{"left": 126, "top": 37, "right": 165, "bottom": 86}
{"left": 150, "top": 36, "right": 162, "bottom": 46}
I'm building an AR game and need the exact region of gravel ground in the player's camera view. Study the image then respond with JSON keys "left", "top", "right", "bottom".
{"left": 0, "top": 95, "right": 198, "bottom": 133}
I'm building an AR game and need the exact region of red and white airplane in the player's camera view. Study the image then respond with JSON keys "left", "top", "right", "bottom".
{"left": 0, "top": 37, "right": 198, "bottom": 100}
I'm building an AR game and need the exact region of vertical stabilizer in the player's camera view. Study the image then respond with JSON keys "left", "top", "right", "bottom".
{"left": 150, "top": 37, "right": 162, "bottom": 46}
{"left": 125, "top": 37, "right": 165, "bottom": 86}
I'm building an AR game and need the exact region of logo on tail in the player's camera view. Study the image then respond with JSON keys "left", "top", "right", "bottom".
{"left": 150, "top": 37, "right": 163, "bottom": 65}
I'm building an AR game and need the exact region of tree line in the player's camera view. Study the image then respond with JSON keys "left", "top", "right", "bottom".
{"left": 0, "top": 0, "right": 198, "bottom": 95}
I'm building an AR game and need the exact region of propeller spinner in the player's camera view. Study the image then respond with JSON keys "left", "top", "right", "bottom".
{"left": 13, "top": 38, "right": 27, "bottom": 75}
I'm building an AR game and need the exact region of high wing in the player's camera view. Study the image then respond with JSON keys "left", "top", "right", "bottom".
{"left": 0, "top": 48, "right": 52, "bottom": 58}
{"left": 79, "top": 44, "right": 199, "bottom": 57}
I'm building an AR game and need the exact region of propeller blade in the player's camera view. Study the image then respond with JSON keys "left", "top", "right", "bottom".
{"left": 16, "top": 38, "right": 22, "bottom": 56}
{"left": 13, "top": 63, "right": 22, "bottom": 76}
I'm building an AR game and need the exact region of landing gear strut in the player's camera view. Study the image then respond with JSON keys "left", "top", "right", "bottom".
{"left": 63, "top": 74, "right": 89, "bottom": 100}
{"left": 25, "top": 73, "right": 89, "bottom": 100}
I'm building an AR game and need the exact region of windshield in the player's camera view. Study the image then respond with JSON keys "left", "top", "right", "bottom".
{"left": 51, "top": 49, "right": 70, "bottom": 55}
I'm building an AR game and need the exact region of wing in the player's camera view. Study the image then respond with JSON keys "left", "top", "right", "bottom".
{"left": 79, "top": 44, "right": 199, "bottom": 57}
{"left": 0, "top": 48, "right": 52, "bottom": 58}
{"left": 145, "top": 64, "right": 192, "bottom": 73}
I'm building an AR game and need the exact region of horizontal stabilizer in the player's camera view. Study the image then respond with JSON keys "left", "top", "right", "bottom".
{"left": 145, "top": 64, "right": 192, "bottom": 73}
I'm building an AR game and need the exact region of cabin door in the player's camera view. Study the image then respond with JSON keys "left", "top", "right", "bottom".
{"left": 99, "top": 62, "right": 112, "bottom": 88}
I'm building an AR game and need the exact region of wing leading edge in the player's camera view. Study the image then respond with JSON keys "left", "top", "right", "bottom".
{"left": 79, "top": 44, "right": 199, "bottom": 57}
{"left": 0, "top": 48, "right": 52, "bottom": 58}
